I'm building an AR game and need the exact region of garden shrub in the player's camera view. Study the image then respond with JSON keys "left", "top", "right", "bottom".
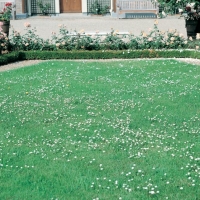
{"left": 101, "top": 29, "right": 128, "bottom": 50}
{"left": 0, "top": 51, "right": 19, "bottom": 65}
{"left": 1, "top": 21, "right": 200, "bottom": 65}
{"left": 0, "top": 55, "right": 8, "bottom": 65}
{"left": 1, "top": 50, "right": 200, "bottom": 66}
{"left": 9, "top": 23, "right": 52, "bottom": 51}
{"left": 0, "top": 30, "right": 9, "bottom": 54}
{"left": 14, "top": 50, "right": 200, "bottom": 60}
{"left": 8, "top": 23, "right": 189, "bottom": 52}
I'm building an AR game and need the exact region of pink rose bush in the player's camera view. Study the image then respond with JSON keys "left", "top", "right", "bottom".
{"left": 2, "top": 20, "right": 200, "bottom": 52}
{"left": 0, "top": 22, "right": 9, "bottom": 53}
{"left": 0, "top": 2, "right": 13, "bottom": 21}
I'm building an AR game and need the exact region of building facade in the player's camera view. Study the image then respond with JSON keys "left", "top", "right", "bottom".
{"left": 15, "top": 0, "right": 116, "bottom": 16}
{"left": 15, "top": 0, "right": 157, "bottom": 18}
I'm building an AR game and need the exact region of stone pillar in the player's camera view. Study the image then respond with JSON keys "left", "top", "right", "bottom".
{"left": 15, "top": 0, "right": 22, "bottom": 13}
{"left": 22, "top": 0, "right": 27, "bottom": 13}
{"left": 113, "top": 0, "right": 116, "bottom": 12}
{"left": 55, "top": 0, "right": 60, "bottom": 14}
{"left": 15, "top": 0, "right": 28, "bottom": 19}
{"left": 82, "top": 0, "right": 87, "bottom": 14}
{"left": 27, "top": 0, "right": 31, "bottom": 16}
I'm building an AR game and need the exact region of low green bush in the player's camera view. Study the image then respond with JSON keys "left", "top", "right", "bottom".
{"left": 2, "top": 20, "right": 200, "bottom": 57}
{"left": 8, "top": 23, "right": 189, "bottom": 52}
{"left": 19, "top": 49, "right": 200, "bottom": 59}
{"left": 0, "top": 49, "right": 197, "bottom": 64}
{"left": 1, "top": 47, "right": 200, "bottom": 66}
{"left": 0, "top": 51, "right": 19, "bottom": 65}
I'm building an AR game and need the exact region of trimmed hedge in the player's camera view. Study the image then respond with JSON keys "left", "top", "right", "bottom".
{"left": 17, "top": 49, "right": 200, "bottom": 60}
{"left": 0, "top": 52, "right": 20, "bottom": 65}
{"left": 1, "top": 50, "right": 200, "bottom": 66}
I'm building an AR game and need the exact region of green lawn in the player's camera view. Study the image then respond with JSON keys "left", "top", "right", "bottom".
{"left": 0, "top": 59, "right": 199, "bottom": 200}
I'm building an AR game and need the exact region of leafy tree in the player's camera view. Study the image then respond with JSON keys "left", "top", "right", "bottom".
{"left": 156, "top": 0, "right": 200, "bottom": 14}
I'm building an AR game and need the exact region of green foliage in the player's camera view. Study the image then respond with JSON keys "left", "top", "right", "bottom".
{"left": 2, "top": 49, "right": 200, "bottom": 65}
{"left": 0, "top": 2, "right": 13, "bottom": 21}
{"left": 89, "top": 0, "right": 109, "bottom": 15}
{"left": 0, "top": 31, "right": 9, "bottom": 54}
{"left": 8, "top": 23, "right": 189, "bottom": 52}
{"left": 37, "top": 0, "right": 51, "bottom": 15}
{"left": 0, "top": 60, "right": 199, "bottom": 199}
{"left": 9, "top": 26, "right": 52, "bottom": 51}
{"left": 2, "top": 22, "right": 200, "bottom": 65}
{"left": 51, "top": 25, "right": 102, "bottom": 51}
{"left": 102, "top": 29, "right": 127, "bottom": 50}
{"left": 129, "top": 24, "right": 187, "bottom": 49}
{"left": 18, "top": 49, "right": 200, "bottom": 60}
{"left": 0, "top": 51, "right": 19, "bottom": 65}
{"left": 156, "top": 0, "right": 200, "bottom": 15}
{"left": 186, "top": 38, "right": 200, "bottom": 49}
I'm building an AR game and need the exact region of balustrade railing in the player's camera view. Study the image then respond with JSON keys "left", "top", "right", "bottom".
{"left": 116, "top": 0, "right": 157, "bottom": 11}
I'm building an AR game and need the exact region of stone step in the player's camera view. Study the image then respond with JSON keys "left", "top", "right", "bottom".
{"left": 124, "top": 13, "right": 157, "bottom": 19}
{"left": 111, "top": 11, "right": 157, "bottom": 19}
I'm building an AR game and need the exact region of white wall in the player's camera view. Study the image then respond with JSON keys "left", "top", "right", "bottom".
{"left": 55, "top": 0, "right": 60, "bottom": 13}
{"left": 82, "top": 0, "right": 87, "bottom": 13}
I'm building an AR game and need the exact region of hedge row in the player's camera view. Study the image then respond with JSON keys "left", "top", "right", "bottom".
{"left": 1, "top": 50, "right": 200, "bottom": 66}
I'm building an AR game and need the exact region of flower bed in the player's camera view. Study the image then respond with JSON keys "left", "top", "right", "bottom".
{"left": 0, "top": 2, "right": 13, "bottom": 21}
{"left": 1, "top": 19, "right": 200, "bottom": 64}
{"left": 8, "top": 21, "right": 188, "bottom": 52}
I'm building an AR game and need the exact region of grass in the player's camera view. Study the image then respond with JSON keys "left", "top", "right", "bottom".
{"left": 0, "top": 59, "right": 199, "bottom": 200}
